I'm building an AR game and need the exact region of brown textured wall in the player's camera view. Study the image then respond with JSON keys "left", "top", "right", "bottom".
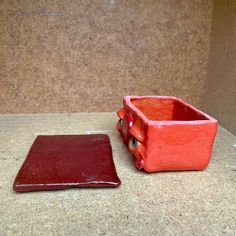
{"left": 204, "top": 0, "right": 236, "bottom": 135}
{"left": 0, "top": 0, "right": 213, "bottom": 113}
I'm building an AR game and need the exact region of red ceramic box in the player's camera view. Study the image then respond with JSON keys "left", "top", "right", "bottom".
{"left": 116, "top": 96, "right": 218, "bottom": 172}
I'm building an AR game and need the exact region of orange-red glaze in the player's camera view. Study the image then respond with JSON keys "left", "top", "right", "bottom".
{"left": 117, "top": 96, "right": 217, "bottom": 173}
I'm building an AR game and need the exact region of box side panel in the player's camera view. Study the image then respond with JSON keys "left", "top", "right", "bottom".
{"left": 143, "top": 122, "right": 217, "bottom": 172}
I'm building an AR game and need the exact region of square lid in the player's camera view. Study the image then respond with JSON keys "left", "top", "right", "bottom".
{"left": 13, "top": 134, "right": 121, "bottom": 192}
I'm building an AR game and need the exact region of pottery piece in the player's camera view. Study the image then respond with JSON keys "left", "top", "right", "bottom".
{"left": 13, "top": 134, "right": 121, "bottom": 192}
{"left": 116, "top": 96, "right": 218, "bottom": 172}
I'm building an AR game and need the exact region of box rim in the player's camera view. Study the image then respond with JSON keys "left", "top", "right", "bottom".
{"left": 123, "top": 95, "right": 217, "bottom": 125}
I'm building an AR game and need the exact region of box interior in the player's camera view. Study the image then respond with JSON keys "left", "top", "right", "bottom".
{"left": 131, "top": 98, "right": 208, "bottom": 121}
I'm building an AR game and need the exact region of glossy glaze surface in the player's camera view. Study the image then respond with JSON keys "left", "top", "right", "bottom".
{"left": 117, "top": 96, "right": 218, "bottom": 172}
{"left": 13, "top": 134, "right": 121, "bottom": 192}
{"left": 131, "top": 97, "right": 207, "bottom": 121}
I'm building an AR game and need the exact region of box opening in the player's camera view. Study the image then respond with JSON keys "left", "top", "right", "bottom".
{"left": 131, "top": 97, "right": 208, "bottom": 121}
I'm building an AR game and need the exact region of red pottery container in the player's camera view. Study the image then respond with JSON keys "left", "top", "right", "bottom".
{"left": 116, "top": 96, "right": 218, "bottom": 172}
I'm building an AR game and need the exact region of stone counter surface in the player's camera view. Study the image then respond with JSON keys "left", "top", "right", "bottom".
{"left": 0, "top": 113, "right": 235, "bottom": 236}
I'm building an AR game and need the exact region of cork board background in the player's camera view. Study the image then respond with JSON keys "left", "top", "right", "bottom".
{"left": 0, "top": 0, "right": 213, "bottom": 113}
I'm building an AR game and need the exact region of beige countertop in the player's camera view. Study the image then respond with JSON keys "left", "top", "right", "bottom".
{"left": 0, "top": 113, "right": 235, "bottom": 236}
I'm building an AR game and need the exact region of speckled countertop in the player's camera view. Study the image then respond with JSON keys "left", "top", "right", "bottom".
{"left": 0, "top": 113, "right": 235, "bottom": 236}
